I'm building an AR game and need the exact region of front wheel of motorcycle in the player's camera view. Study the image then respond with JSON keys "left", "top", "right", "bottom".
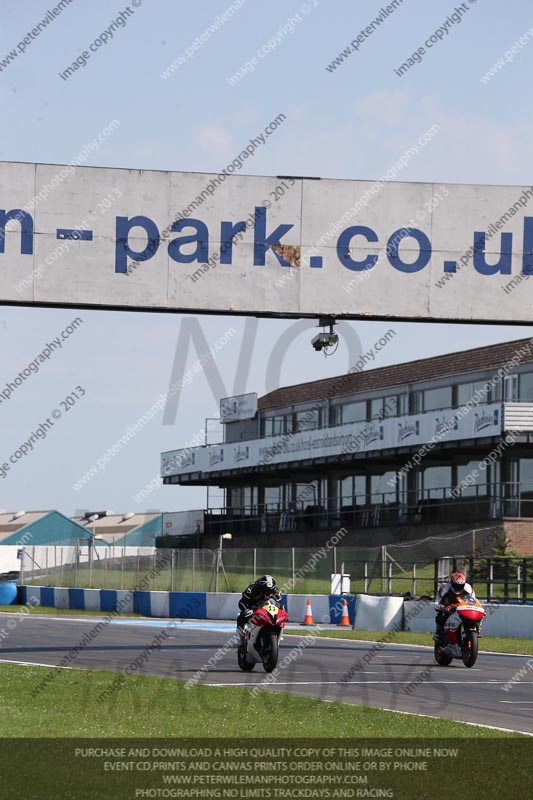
{"left": 237, "top": 648, "right": 255, "bottom": 671}
{"left": 262, "top": 632, "right": 279, "bottom": 673}
{"left": 461, "top": 629, "right": 478, "bottom": 668}
{"left": 434, "top": 643, "right": 452, "bottom": 666}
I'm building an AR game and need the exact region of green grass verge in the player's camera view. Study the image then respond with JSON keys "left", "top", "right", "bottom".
{"left": 285, "top": 628, "right": 533, "bottom": 654}
{"left": 0, "top": 663, "right": 523, "bottom": 738}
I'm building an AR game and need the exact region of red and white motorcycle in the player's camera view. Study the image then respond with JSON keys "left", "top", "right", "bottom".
{"left": 434, "top": 597, "right": 486, "bottom": 668}
{"left": 237, "top": 598, "right": 288, "bottom": 673}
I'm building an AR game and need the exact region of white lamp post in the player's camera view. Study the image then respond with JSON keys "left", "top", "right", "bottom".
{"left": 215, "top": 532, "right": 232, "bottom": 592}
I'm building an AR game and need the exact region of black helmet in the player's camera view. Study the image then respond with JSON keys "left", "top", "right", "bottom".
{"left": 258, "top": 575, "right": 276, "bottom": 593}
{"left": 450, "top": 572, "right": 466, "bottom": 594}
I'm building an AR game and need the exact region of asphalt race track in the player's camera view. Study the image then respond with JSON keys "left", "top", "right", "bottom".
{"left": 1, "top": 614, "right": 532, "bottom": 735}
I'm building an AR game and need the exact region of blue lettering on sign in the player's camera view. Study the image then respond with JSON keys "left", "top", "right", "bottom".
{"left": 0, "top": 209, "right": 33, "bottom": 254}
{"left": 168, "top": 219, "right": 209, "bottom": 264}
{"left": 253, "top": 206, "right": 293, "bottom": 266}
{"left": 522, "top": 217, "right": 533, "bottom": 275}
{"left": 115, "top": 215, "right": 159, "bottom": 274}
{"left": 220, "top": 220, "right": 246, "bottom": 264}
{"left": 4, "top": 206, "right": 533, "bottom": 284}
{"left": 336, "top": 226, "right": 378, "bottom": 271}
{"left": 386, "top": 227, "right": 432, "bottom": 273}
{"left": 473, "top": 232, "right": 512, "bottom": 275}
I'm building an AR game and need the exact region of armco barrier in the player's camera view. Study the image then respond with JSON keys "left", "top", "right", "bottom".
{"left": 14, "top": 587, "right": 533, "bottom": 635}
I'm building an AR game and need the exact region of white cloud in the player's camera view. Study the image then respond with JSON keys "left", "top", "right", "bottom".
{"left": 354, "top": 90, "right": 411, "bottom": 127}
{"left": 197, "top": 125, "right": 233, "bottom": 156}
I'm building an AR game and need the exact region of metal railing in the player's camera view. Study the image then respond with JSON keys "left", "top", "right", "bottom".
{"left": 435, "top": 556, "right": 533, "bottom": 604}
{"left": 204, "top": 482, "right": 533, "bottom": 536}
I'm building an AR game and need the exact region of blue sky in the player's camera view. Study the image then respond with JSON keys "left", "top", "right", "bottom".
{"left": 1, "top": 0, "right": 533, "bottom": 515}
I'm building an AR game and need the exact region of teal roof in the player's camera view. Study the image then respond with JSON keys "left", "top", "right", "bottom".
{"left": 1, "top": 511, "right": 92, "bottom": 546}
{"left": 112, "top": 515, "right": 163, "bottom": 547}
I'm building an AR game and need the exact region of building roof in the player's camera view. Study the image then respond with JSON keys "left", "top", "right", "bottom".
{"left": 0, "top": 510, "right": 90, "bottom": 545}
{"left": 71, "top": 513, "right": 162, "bottom": 546}
{"left": 258, "top": 336, "right": 533, "bottom": 412}
{"left": 0, "top": 511, "right": 50, "bottom": 532}
{"left": 72, "top": 512, "right": 160, "bottom": 534}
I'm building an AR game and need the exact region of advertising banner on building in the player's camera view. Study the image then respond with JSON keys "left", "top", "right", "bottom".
{"left": 2, "top": 161, "right": 533, "bottom": 322}
{"left": 161, "top": 403, "right": 502, "bottom": 478}
{"left": 219, "top": 392, "right": 257, "bottom": 422}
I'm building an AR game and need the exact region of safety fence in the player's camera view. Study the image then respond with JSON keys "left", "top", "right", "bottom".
{"left": 437, "top": 555, "right": 533, "bottom": 603}
{"left": 15, "top": 525, "right": 508, "bottom": 597}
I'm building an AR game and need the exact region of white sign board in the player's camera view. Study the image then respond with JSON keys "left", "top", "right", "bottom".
{"left": 2, "top": 161, "right": 533, "bottom": 322}
{"left": 162, "top": 403, "right": 502, "bottom": 477}
{"left": 220, "top": 392, "right": 257, "bottom": 422}
{"left": 162, "top": 510, "right": 203, "bottom": 537}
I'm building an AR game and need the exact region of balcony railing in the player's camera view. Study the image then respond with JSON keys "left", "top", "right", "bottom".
{"left": 203, "top": 482, "right": 533, "bottom": 537}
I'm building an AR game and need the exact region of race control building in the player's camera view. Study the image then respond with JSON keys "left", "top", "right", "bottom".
{"left": 161, "top": 337, "right": 533, "bottom": 553}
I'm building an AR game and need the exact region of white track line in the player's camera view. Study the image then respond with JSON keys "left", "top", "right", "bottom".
{"left": 207, "top": 680, "right": 533, "bottom": 686}
{"left": 204, "top": 682, "right": 533, "bottom": 736}
{"left": 0, "top": 658, "right": 72, "bottom": 669}
{"left": 377, "top": 707, "right": 533, "bottom": 737}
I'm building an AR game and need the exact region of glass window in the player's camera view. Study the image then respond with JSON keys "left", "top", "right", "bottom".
{"left": 456, "top": 462, "right": 487, "bottom": 497}
{"left": 295, "top": 481, "right": 318, "bottom": 508}
{"left": 383, "top": 395, "right": 399, "bottom": 418}
{"left": 340, "top": 401, "right": 366, "bottom": 424}
{"left": 354, "top": 475, "right": 365, "bottom": 504}
{"left": 228, "top": 488, "right": 240, "bottom": 509}
{"left": 457, "top": 380, "right": 491, "bottom": 407}
{"left": 263, "top": 414, "right": 292, "bottom": 437}
{"left": 370, "top": 472, "right": 397, "bottom": 503}
{"left": 456, "top": 383, "right": 469, "bottom": 407}
{"left": 264, "top": 416, "right": 280, "bottom": 437}
{"left": 242, "top": 486, "right": 257, "bottom": 514}
{"left": 340, "top": 477, "right": 352, "bottom": 507}
{"left": 519, "top": 373, "right": 533, "bottom": 401}
{"left": 370, "top": 398, "right": 384, "bottom": 420}
{"left": 504, "top": 375, "right": 518, "bottom": 402}
{"left": 264, "top": 485, "right": 282, "bottom": 510}
{"left": 339, "top": 475, "right": 366, "bottom": 506}
{"left": 519, "top": 459, "right": 533, "bottom": 492}
{"left": 331, "top": 406, "right": 342, "bottom": 426}
{"left": 422, "top": 466, "right": 452, "bottom": 498}
{"left": 296, "top": 408, "right": 320, "bottom": 431}
{"left": 409, "top": 391, "right": 423, "bottom": 413}
{"left": 423, "top": 387, "right": 452, "bottom": 411}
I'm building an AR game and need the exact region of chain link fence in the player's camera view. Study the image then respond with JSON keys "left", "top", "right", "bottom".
{"left": 18, "top": 525, "right": 504, "bottom": 596}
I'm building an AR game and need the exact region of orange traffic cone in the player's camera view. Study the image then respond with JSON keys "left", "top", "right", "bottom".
{"left": 303, "top": 597, "right": 315, "bottom": 625}
{"left": 338, "top": 598, "right": 350, "bottom": 627}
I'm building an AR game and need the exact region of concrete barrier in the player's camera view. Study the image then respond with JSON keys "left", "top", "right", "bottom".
{"left": 206, "top": 593, "right": 241, "bottom": 620}
{"left": 404, "top": 599, "right": 533, "bottom": 638}
{"left": 354, "top": 594, "right": 404, "bottom": 632}
{"left": 14, "top": 587, "right": 533, "bottom": 636}
{"left": 403, "top": 601, "right": 435, "bottom": 633}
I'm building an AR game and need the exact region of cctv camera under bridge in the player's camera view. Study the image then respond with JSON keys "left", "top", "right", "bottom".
{"left": 312, "top": 317, "right": 339, "bottom": 354}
